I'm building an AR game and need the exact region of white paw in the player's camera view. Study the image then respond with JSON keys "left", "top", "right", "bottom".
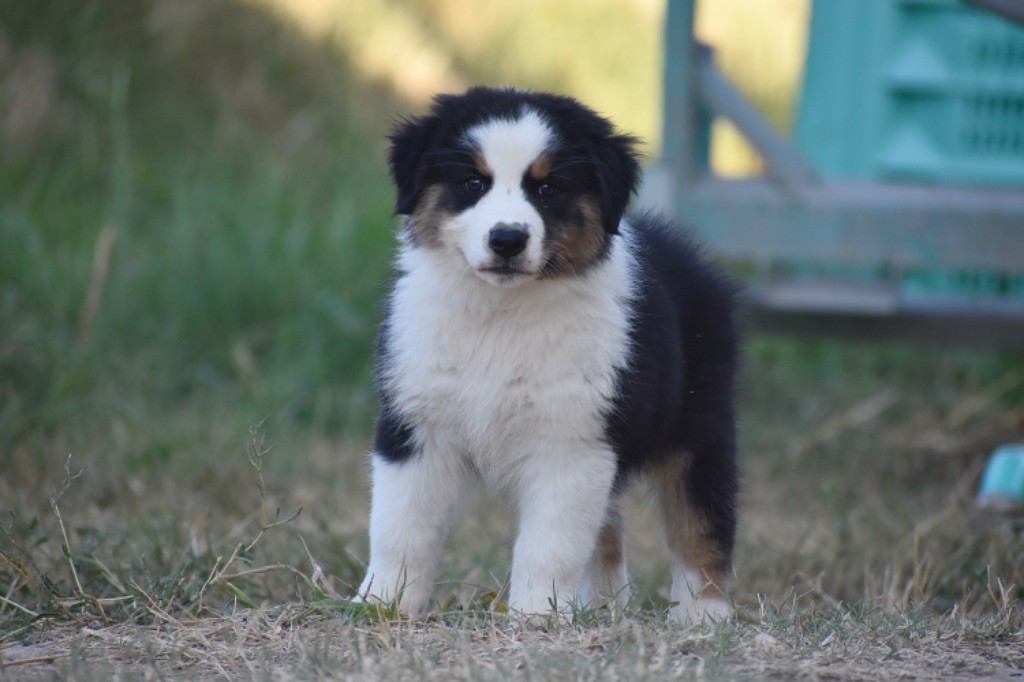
{"left": 669, "top": 595, "right": 731, "bottom": 625}
{"left": 504, "top": 598, "right": 581, "bottom": 628}
{"left": 506, "top": 592, "right": 560, "bottom": 618}
{"left": 355, "top": 569, "right": 430, "bottom": 615}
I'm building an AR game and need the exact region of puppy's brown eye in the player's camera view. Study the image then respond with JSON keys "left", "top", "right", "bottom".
{"left": 464, "top": 177, "right": 485, "bottom": 195}
{"left": 538, "top": 182, "right": 558, "bottom": 197}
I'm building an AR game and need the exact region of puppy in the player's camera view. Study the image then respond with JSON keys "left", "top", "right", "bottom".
{"left": 357, "top": 86, "right": 738, "bottom": 624}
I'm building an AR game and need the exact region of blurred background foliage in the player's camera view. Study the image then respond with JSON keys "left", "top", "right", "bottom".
{"left": 0, "top": 0, "right": 809, "bottom": 464}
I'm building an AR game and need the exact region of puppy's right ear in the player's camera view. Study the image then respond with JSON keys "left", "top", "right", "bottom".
{"left": 387, "top": 113, "right": 440, "bottom": 216}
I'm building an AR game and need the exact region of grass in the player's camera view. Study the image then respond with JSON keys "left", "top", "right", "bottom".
{"left": 3, "top": 602, "right": 1020, "bottom": 678}
{"left": 1, "top": 0, "right": 400, "bottom": 456}
{"left": 1, "top": 0, "right": 1023, "bottom": 678}
{"left": 2, "top": 339, "right": 1022, "bottom": 677}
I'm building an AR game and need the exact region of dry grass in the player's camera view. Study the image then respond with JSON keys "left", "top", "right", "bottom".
{"left": 3, "top": 603, "right": 1022, "bottom": 680}
{"left": 2, "top": 341, "right": 1022, "bottom": 679}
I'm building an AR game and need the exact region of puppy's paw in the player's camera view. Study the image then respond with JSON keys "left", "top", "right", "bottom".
{"left": 354, "top": 571, "right": 430, "bottom": 617}
{"left": 669, "top": 595, "right": 731, "bottom": 626}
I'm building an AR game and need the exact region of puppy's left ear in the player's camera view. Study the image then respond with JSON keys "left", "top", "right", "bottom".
{"left": 387, "top": 113, "right": 440, "bottom": 215}
{"left": 588, "top": 132, "right": 641, "bottom": 234}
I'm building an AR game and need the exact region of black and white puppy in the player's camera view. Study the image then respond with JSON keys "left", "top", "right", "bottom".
{"left": 358, "top": 87, "right": 739, "bottom": 623}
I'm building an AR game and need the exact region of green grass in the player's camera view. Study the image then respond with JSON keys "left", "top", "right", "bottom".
{"left": 1, "top": 0, "right": 1023, "bottom": 678}
{"left": 0, "top": 0, "right": 806, "bottom": 453}
{"left": 1, "top": 0, "right": 400, "bottom": 458}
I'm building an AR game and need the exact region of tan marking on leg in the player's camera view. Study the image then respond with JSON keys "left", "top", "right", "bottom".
{"left": 653, "top": 455, "right": 728, "bottom": 600}
{"left": 596, "top": 503, "right": 625, "bottom": 572}
{"left": 582, "top": 501, "right": 631, "bottom": 608}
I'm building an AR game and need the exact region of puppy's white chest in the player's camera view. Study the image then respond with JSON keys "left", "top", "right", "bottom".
{"left": 382, "top": 251, "right": 634, "bottom": 461}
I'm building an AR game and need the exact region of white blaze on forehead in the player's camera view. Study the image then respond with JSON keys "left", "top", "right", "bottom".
{"left": 466, "top": 110, "right": 554, "bottom": 183}
{"left": 451, "top": 108, "right": 554, "bottom": 284}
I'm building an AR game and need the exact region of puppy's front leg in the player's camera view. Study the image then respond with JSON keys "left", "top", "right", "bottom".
{"left": 358, "top": 447, "right": 466, "bottom": 615}
{"left": 508, "top": 444, "right": 617, "bottom": 614}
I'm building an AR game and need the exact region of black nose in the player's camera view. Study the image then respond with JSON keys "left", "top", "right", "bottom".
{"left": 488, "top": 225, "right": 529, "bottom": 259}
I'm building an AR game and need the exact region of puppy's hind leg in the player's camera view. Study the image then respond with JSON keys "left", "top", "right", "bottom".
{"left": 579, "top": 501, "right": 632, "bottom": 611}
{"left": 654, "top": 455, "right": 735, "bottom": 625}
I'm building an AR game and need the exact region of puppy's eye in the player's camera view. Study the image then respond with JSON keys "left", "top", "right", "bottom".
{"left": 463, "top": 176, "right": 486, "bottom": 195}
{"left": 538, "top": 182, "right": 558, "bottom": 198}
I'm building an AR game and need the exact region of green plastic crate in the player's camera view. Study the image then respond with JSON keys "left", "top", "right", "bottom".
{"left": 796, "top": 0, "right": 1024, "bottom": 187}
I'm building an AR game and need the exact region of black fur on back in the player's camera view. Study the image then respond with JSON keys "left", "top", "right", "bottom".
{"left": 607, "top": 213, "right": 740, "bottom": 557}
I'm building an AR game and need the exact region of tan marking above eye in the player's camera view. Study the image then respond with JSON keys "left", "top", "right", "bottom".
{"left": 528, "top": 155, "right": 553, "bottom": 181}
{"left": 473, "top": 153, "right": 492, "bottom": 177}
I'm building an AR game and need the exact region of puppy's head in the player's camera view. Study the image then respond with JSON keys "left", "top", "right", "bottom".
{"left": 388, "top": 87, "right": 641, "bottom": 287}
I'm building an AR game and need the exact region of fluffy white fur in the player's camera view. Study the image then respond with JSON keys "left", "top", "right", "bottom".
{"left": 358, "top": 195, "right": 637, "bottom": 614}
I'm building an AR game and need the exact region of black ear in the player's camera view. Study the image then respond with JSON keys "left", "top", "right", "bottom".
{"left": 387, "top": 113, "right": 441, "bottom": 215}
{"left": 587, "top": 132, "right": 642, "bottom": 234}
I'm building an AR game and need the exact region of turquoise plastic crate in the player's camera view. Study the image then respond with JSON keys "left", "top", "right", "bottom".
{"left": 796, "top": 0, "right": 1024, "bottom": 187}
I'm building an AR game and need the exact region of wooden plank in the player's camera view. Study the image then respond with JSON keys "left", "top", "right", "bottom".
{"left": 747, "top": 303, "right": 1024, "bottom": 349}
{"left": 658, "top": 175, "right": 1024, "bottom": 272}
{"left": 695, "top": 55, "right": 819, "bottom": 191}
{"left": 661, "top": 0, "right": 699, "bottom": 183}
{"left": 758, "top": 278, "right": 901, "bottom": 315}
